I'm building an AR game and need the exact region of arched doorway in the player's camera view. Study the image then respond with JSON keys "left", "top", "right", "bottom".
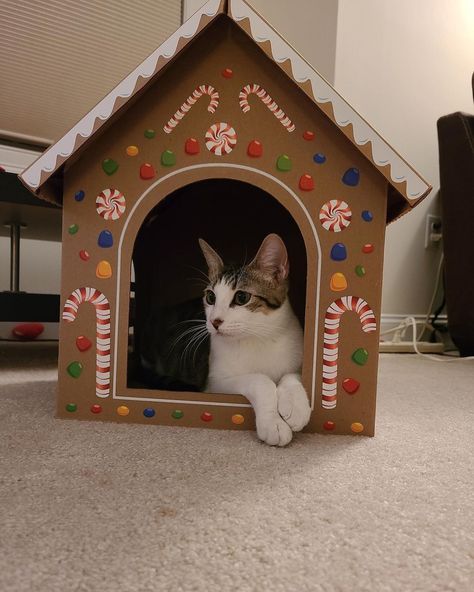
{"left": 112, "top": 165, "right": 321, "bottom": 411}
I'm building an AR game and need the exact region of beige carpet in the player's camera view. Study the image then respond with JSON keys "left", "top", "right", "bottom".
{"left": 1, "top": 343, "right": 473, "bottom": 592}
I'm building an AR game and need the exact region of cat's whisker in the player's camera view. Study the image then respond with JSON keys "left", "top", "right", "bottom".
{"left": 191, "top": 332, "right": 210, "bottom": 366}
{"left": 179, "top": 330, "right": 208, "bottom": 365}
{"left": 170, "top": 325, "right": 208, "bottom": 351}
{"left": 239, "top": 327, "right": 269, "bottom": 345}
{"left": 180, "top": 328, "right": 209, "bottom": 369}
{"left": 185, "top": 264, "right": 212, "bottom": 285}
{"left": 186, "top": 276, "right": 209, "bottom": 288}
{"left": 172, "top": 319, "right": 207, "bottom": 327}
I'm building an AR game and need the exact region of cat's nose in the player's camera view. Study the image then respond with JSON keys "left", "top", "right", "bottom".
{"left": 212, "top": 318, "right": 223, "bottom": 330}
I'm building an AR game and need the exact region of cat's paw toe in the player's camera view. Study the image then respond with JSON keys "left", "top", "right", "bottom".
{"left": 277, "top": 385, "right": 311, "bottom": 432}
{"left": 256, "top": 414, "right": 293, "bottom": 447}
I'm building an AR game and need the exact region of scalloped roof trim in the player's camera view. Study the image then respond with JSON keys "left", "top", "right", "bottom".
{"left": 229, "top": 0, "right": 430, "bottom": 202}
{"left": 20, "top": 0, "right": 223, "bottom": 190}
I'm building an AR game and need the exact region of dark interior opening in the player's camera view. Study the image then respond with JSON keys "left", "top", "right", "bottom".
{"left": 127, "top": 178, "right": 307, "bottom": 390}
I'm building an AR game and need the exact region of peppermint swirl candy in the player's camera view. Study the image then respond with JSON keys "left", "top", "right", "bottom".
{"left": 96, "top": 188, "right": 126, "bottom": 221}
{"left": 319, "top": 199, "right": 352, "bottom": 232}
{"left": 205, "top": 122, "right": 237, "bottom": 156}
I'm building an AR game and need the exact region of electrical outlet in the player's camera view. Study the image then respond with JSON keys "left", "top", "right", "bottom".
{"left": 424, "top": 214, "right": 442, "bottom": 248}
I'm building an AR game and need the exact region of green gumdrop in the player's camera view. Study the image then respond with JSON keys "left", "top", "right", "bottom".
{"left": 276, "top": 154, "right": 292, "bottom": 171}
{"left": 355, "top": 265, "right": 366, "bottom": 277}
{"left": 66, "top": 403, "right": 77, "bottom": 412}
{"left": 352, "top": 348, "right": 369, "bottom": 366}
{"left": 161, "top": 149, "right": 176, "bottom": 167}
{"left": 68, "top": 224, "right": 79, "bottom": 235}
{"left": 67, "top": 361, "right": 83, "bottom": 378}
{"left": 144, "top": 129, "right": 156, "bottom": 139}
{"left": 172, "top": 409, "right": 184, "bottom": 419}
{"left": 102, "top": 158, "right": 119, "bottom": 175}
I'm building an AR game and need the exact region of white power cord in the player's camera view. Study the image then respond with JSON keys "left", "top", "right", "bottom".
{"left": 379, "top": 252, "right": 474, "bottom": 361}
{"left": 404, "top": 316, "right": 474, "bottom": 362}
{"left": 380, "top": 253, "right": 445, "bottom": 343}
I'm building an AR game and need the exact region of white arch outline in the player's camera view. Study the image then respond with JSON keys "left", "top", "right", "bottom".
{"left": 112, "top": 163, "right": 322, "bottom": 409}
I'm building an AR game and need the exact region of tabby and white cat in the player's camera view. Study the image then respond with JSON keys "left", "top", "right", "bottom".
{"left": 200, "top": 234, "right": 311, "bottom": 446}
{"left": 139, "top": 234, "right": 311, "bottom": 446}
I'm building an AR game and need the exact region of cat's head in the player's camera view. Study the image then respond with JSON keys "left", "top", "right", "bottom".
{"left": 199, "top": 234, "right": 290, "bottom": 340}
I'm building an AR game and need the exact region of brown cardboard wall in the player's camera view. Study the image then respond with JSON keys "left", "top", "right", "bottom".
{"left": 57, "top": 16, "right": 388, "bottom": 436}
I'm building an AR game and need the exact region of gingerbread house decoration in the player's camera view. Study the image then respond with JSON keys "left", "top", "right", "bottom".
{"left": 20, "top": 0, "right": 431, "bottom": 437}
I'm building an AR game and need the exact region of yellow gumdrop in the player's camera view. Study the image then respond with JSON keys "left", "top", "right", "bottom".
{"left": 117, "top": 405, "right": 130, "bottom": 416}
{"left": 330, "top": 272, "right": 347, "bottom": 291}
{"left": 126, "top": 145, "right": 139, "bottom": 156}
{"left": 96, "top": 260, "right": 112, "bottom": 279}
{"left": 231, "top": 414, "right": 245, "bottom": 425}
{"left": 351, "top": 422, "right": 364, "bottom": 433}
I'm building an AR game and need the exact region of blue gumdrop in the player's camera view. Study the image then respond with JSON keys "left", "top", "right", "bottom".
{"left": 342, "top": 167, "right": 360, "bottom": 186}
{"left": 361, "top": 210, "right": 373, "bottom": 222}
{"left": 313, "top": 153, "right": 326, "bottom": 164}
{"left": 143, "top": 408, "right": 155, "bottom": 418}
{"left": 330, "top": 243, "right": 347, "bottom": 261}
{"left": 74, "top": 190, "right": 85, "bottom": 202}
{"left": 98, "top": 230, "right": 113, "bottom": 248}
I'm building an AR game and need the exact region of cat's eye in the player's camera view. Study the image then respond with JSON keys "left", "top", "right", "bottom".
{"left": 233, "top": 290, "right": 251, "bottom": 306}
{"left": 205, "top": 290, "right": 216, "bottom": 305}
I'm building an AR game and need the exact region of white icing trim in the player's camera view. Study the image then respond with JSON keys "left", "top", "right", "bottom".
{"left": 229, "top": 0, "right": 430, "bottom": 202}
{"left": 19, "top": 0, "right": 223, "bottom": 190}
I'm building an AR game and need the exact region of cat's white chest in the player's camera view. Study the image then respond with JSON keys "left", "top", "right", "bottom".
{"left": 207, "top": 322, "right": 303, "bottom": 390}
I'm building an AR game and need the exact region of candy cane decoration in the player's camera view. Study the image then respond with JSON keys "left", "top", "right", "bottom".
{"left": 63, "top": 287, "right": 111, "bottom": 398}
{"left": 239, "top": 84, "right": 295, "bottom": 132}
{"left": 164, "top": 84, "right": 219, "bottom": 134}
{"left": 322, "top": 296, "right": 376, "bottom": 409}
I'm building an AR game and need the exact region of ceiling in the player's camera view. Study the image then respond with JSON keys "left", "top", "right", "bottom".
{"left": 0, "top": 0, "right": 182, "bottom": 146}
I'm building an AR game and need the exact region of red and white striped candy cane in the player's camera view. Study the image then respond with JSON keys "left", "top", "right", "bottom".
{"left": 322, "top": 296, "right": 376, "bottom": 409}
{"left": 63, "top": 287, "right": 111, "bottom": 398}
{"left": 164, "top": 84, "right": 219, "bottom": 134}
{"left": 239, "top": 84, "right": 295, "bottom": 132}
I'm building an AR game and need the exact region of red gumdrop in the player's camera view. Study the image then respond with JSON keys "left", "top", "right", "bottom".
{"left": 342, "top": 378, "right": 360, "bottom": 394}
{"left": 299, "top": 174, "right": 314, "bottom": 191}
{"left": 76, "top": 335, "right": 92, "bottom": 352}
{"left": 140, "top": 163, "right": 155, "bottom": 180}
{"left": 247, "top": 140, "right": 263, "bottom": 157}
{"left": 185, "top": 138, "right": 200, "bottom": 155}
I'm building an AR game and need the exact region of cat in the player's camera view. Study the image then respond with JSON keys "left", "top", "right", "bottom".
{"left": 138, "top": 233, "right": 311, "bottom": 446}
{"left": 200, "top": 234, "right": 311, "bottom": 446}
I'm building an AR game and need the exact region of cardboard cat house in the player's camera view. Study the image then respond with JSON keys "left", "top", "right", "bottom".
{"left": 20, "top": 0, "right": 431, "bottom": 437}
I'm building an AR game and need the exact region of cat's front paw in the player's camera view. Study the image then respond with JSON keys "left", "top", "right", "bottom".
{"left": 256, "top": 413, "right": 293, "bottom": 447}
{"left": 277, "top": 380, "right": 311, "bottom": 432}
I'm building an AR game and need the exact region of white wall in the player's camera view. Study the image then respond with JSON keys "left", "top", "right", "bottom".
{"left": 335, "top": 0, "right": 474, "bottom": 315}
{"left": 184, "top": 0, "right": 338, "bottom": 83}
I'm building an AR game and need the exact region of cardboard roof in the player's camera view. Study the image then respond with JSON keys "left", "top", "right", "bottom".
{"left": 19, "top": 0, "right": 431, "bottom": 221}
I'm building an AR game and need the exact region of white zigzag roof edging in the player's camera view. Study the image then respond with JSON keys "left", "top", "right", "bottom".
{"left": 230, "top": 0, "right": 429, "bottom": 201}
{"left": 20, "top": 0, "right": 223, "bottom": 190}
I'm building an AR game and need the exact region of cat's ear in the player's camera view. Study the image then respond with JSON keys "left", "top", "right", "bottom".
{"left": 250, "top": 234, "right": 289, "bottom": 282}
{"left": 198, "top": 238, "right": 224, "bottom": 281}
